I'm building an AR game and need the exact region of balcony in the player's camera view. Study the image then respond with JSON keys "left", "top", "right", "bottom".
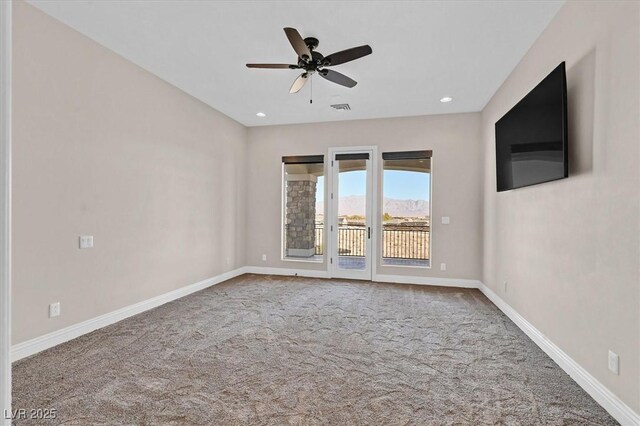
{"left": 313, "top": 225, "right": 430, "bottom": 268}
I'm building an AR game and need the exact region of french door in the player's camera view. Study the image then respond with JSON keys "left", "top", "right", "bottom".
{"left": 328, "top": 148, "right": 376, "bottom": 280}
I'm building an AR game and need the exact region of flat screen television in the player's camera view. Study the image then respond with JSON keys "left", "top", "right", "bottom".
{"left": 495, "top": 62, "right": 568, "bottom": 192}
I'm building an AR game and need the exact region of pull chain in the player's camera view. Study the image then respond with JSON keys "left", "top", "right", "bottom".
{"left": 310, "top": 74, "right": 313, "bottom": 104}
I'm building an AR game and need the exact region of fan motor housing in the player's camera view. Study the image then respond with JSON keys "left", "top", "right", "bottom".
{"left": 299, "top": 50, "right": 325, "bottom": 72}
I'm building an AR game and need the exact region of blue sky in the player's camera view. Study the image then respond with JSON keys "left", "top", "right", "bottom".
{"left": 316, "top": 170, "right": 430, "bottom": 201}
{"left": 383, "top": 170, "right": 430, "bottom": 200}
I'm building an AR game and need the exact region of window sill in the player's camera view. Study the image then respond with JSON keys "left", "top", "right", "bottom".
{"left": 282, "top": 256, "right": 324, "bottom": 264}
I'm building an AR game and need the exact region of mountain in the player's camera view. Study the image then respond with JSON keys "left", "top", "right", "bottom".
{"left": 316, "top": 195, "right": 429, "bottom": 217}
{"left": 382, "top": 197, "right": 430, "bottom": 217}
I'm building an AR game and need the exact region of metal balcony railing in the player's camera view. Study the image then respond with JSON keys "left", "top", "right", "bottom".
{"left": 313, "top": 226, "right": 429, "bottom": 260}
{"left": 382, "top": 228, "right": 429, "bottom": 260}
{"left": 314, "top": 226, "right": 324, "bottom": 255}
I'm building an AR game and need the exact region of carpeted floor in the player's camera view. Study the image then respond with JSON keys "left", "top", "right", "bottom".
{"left": 13, "top": 274, "right": 617, "bottom": 425}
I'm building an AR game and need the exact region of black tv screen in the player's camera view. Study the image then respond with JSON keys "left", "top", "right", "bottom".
{"left": 495, "top": 62, "right": 568, "bottom": 192}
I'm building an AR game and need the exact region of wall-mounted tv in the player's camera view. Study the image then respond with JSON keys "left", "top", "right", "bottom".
{"left": 495, "top": 62, "right": 568, "bottom": 192}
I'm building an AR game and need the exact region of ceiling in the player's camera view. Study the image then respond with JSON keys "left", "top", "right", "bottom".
{"left": 28, "top": 1, "right": 564, "bottom": 127}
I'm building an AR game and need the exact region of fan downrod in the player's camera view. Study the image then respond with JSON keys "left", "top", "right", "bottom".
{"left": 304, "top": 37, "right": 319, "bottom": 51}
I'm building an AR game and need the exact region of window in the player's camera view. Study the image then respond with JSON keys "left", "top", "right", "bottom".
{"left": 381, "top": 151, "right": 432, "bottom": 267}
{"left": 282, "top": 155, "right": 325, "bottom": 261}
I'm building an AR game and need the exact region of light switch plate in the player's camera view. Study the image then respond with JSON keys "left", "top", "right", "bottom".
{"left": 79, "top": 235, "right": 93, "bottom": 249}
{"left": 441, "top": 216, "right": 450, "bottom": 225}
{"left": 440, "top": 263, "right": 447, "bottom": 271}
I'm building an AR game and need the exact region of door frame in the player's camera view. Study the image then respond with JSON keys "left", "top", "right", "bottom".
{"left": 327, "top": 146, "right": 378, "bottom": 280}
{"left": 0, "top": 1, "right": 12, "bottom": 423}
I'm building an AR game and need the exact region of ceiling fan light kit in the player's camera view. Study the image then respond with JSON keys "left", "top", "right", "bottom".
{"left": 247, "top": 27, "right": 372, "bottom": 97}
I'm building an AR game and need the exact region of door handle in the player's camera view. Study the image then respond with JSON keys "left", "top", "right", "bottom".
{"left": 368, "top": 227, "right": 371, "bottom": 239}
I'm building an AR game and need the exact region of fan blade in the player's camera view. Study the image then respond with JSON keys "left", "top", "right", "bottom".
{"left": 284, "top": 27, "right": 311, "bottom": 61}
{"left": 323, "top": 45, "right": 372, "bottom": 66}
{"left": 319, "top": 69, "right": 357, "bottom": 88}
{"left": 289, "top": 73, "right": 309, "bottom": 93}
{"left": 246, "top": 63, "right": 297, "bottom": 69}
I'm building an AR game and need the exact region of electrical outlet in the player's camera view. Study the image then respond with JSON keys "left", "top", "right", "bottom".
{"left": 49, "top": 302, "right": 61, "bottom": 318}
{"left": 440, "top": 263, "right": 446, "bottom": 271}
{"left": 608, "top": 350, "right": 619, "bottom": 375}
{"left": 79, "top": 235, "right": 93, "bottom": 249}
{"left": 441, "top": 216, "right": 450, "bottom": 225}
{"left": 262, "top": 254, "right": 267, "bottom": 262}
{"left": 226, "top": 256, "right": 231, "bottom": 265}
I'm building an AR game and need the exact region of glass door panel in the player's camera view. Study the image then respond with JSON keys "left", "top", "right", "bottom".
{"left": 330, "top": 151, "right": 373, "bottom": 280}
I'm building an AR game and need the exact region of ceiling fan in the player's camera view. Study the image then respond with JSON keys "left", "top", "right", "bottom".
{"left": 246, "top": 27, "right": 372, "bottom": 94}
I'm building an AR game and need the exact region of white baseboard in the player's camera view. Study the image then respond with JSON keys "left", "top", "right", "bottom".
{"left": 244, "top": 266, "right": 481, "bottom": 289}
{"left": 478, "top": 283, "right": 640, "bottom": 426}
{"left": 11, "top": 267, "right": 246, "bottom": 362}
{"left": 374, "top": 273, "right": 481, "bottom": 289}
{"left": 243, "top": 266, "right": 330, "bottom": 279}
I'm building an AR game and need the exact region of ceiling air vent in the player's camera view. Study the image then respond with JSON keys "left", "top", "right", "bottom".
{"left": 330, "top": 103, "right": 351, "bottom": 111}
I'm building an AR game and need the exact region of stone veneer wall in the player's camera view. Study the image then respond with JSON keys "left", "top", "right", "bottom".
{"left": 285, "top": 175, "right": 317, "bottom": 257}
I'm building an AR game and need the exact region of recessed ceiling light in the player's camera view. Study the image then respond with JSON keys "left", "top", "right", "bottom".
{"left": 440, "top": 97, "right": 453, "bottom": 103}
{"left": 256, "top": 112, "right": 266, "bottom": 117}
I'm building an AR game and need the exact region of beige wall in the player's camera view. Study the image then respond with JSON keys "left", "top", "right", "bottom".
{"left": 481, "top": 0, "right": 639, "bottom": 412}
{"left": 12, "top": 0, "right": 640, "bottom": 415}
{"left": 247, "top": 113, "right": 483, "bottom": 280}
{"left": 12, "top": 1, "right": 247, "bottom": 343}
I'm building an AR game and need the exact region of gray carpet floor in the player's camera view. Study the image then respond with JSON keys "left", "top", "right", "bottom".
{"left": 13, "top": 274, "right": 617, "bottom": 425}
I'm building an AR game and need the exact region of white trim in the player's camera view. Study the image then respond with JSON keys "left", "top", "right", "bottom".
{"left": 285, "top": 248, "right": 316, "bottom": 258}
{"left": 328, "top": 146, "right": 378, "bottom": 281}
{"left": 478, "top": 283, "right": 640, "bottom": 426}
{"left": 244, "top": 266, "right": 330, "bottom": 279}
{"left": 0, "top": 1, "right": 11, "bottom": 423}
{"left": 281, "top": 257, "right": 323, "bottom": 264}
{"left": 379, "top": 153, "right": 433, "bottom": 270}
{"left": 370, "top": 147, "right": 378, "bottom": 281}
{"left": 11, "top": 268, "right": 247, "bottom": 362}
{"left": 244, "top": 266, "right": 479, "bottom": 288}
{"left": 280, "top": 162, "right": 286, "bottom": 260}
{"left": 280, "top": 162, "right": 327, "bottom": 264}
{"left": 374, "top": 273, "right": 481, "bottom": 289}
